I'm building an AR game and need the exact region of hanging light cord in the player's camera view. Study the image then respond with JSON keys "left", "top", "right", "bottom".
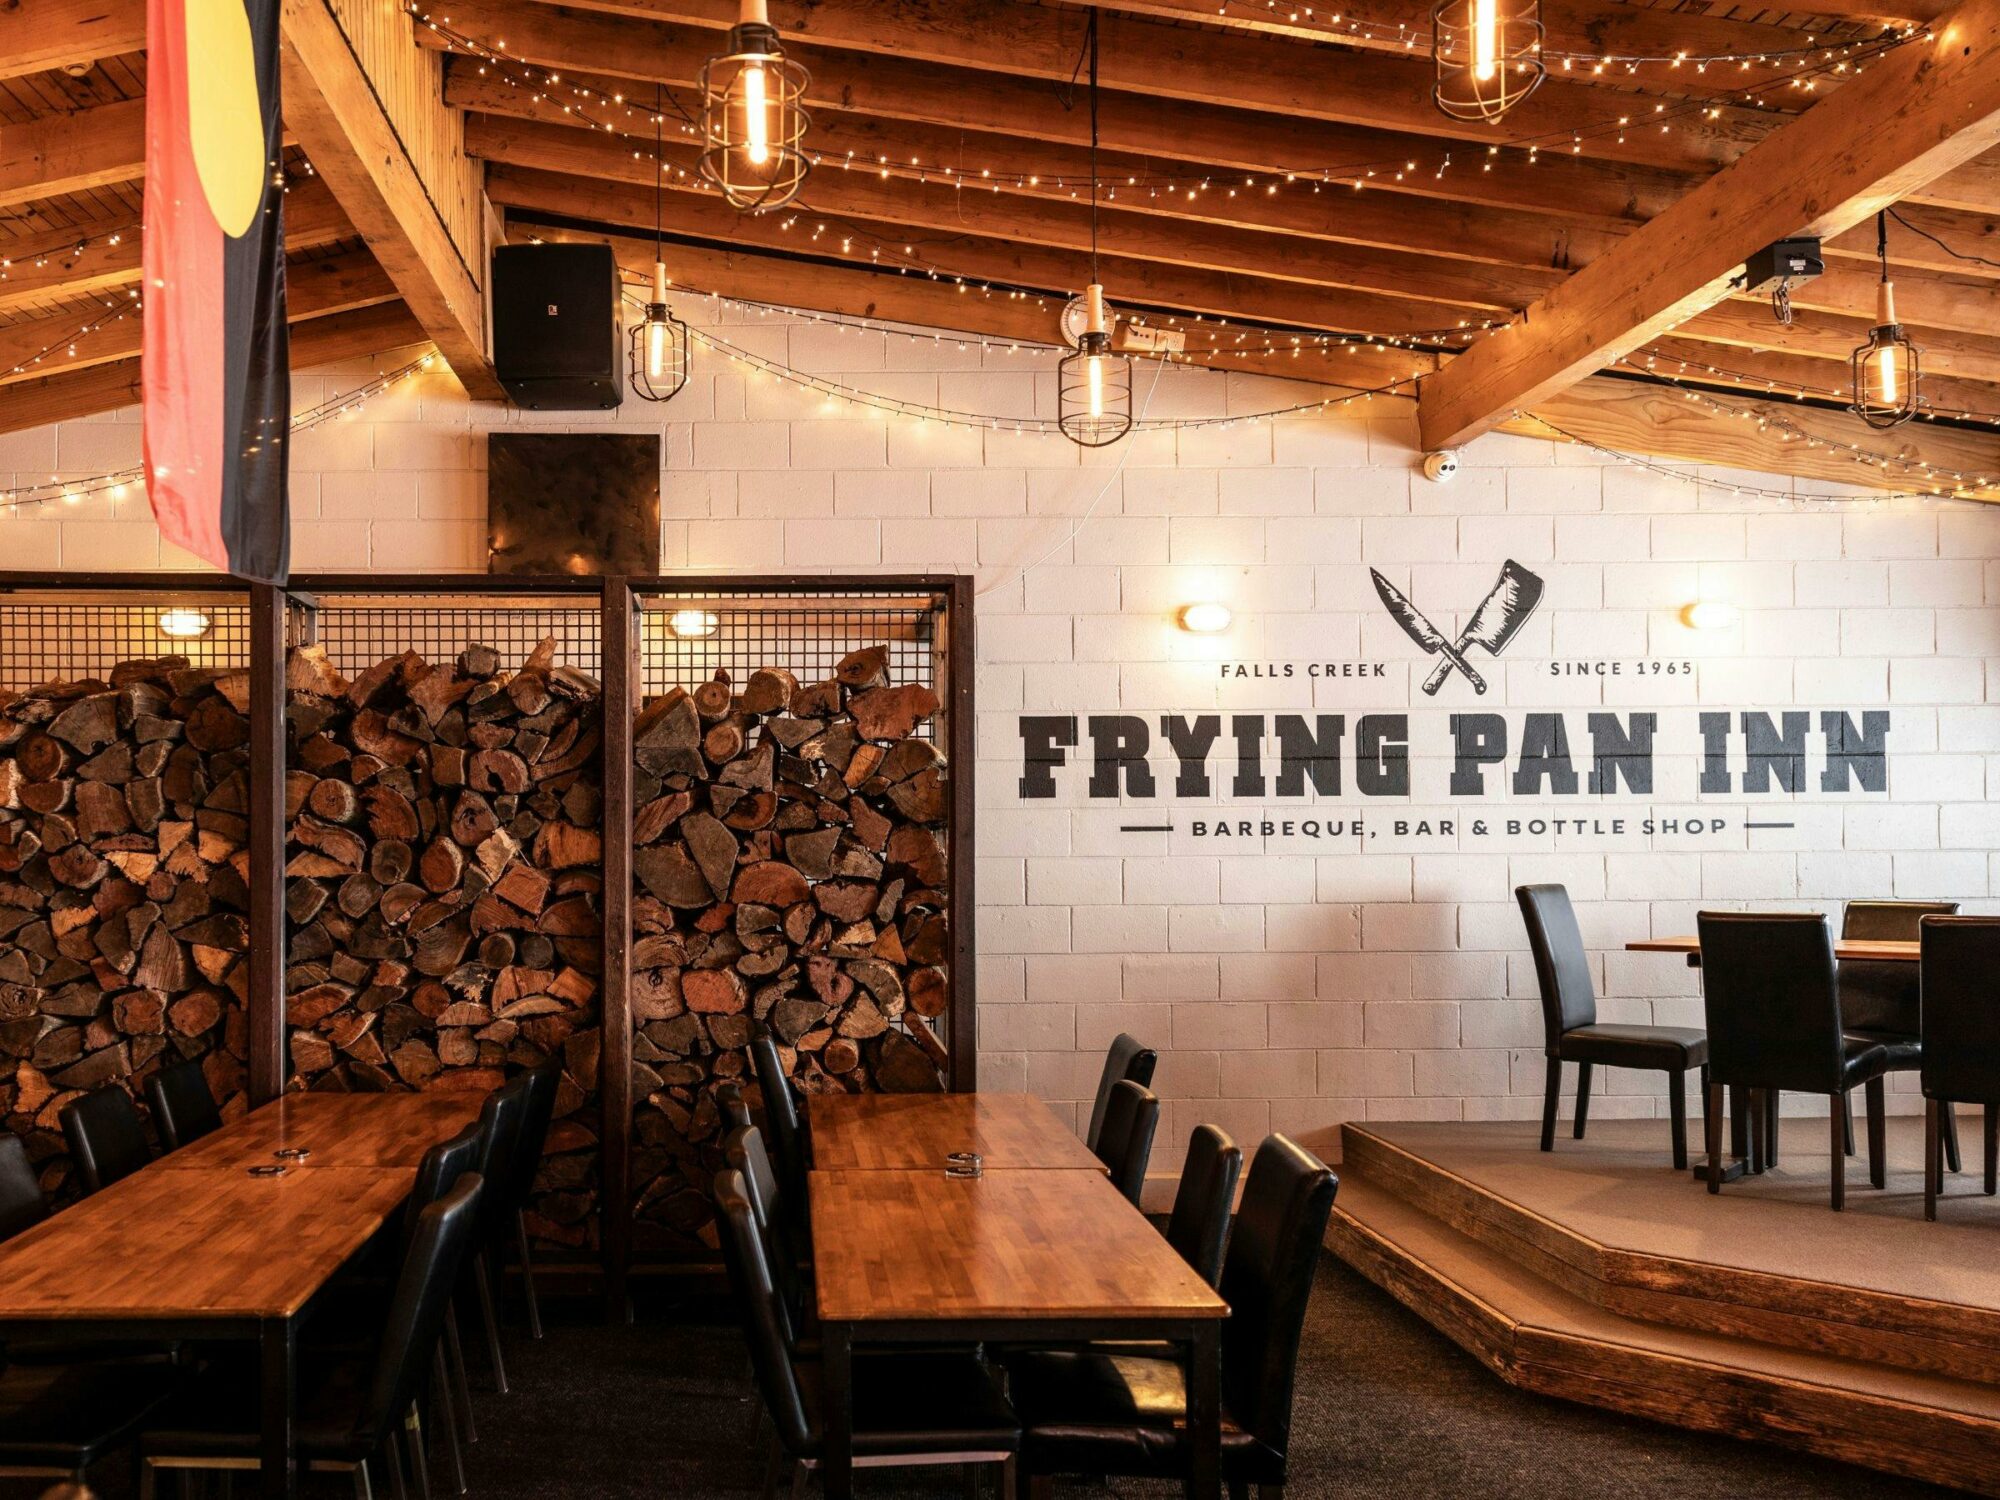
{"left": 1088, "top": 10, "right": 1101, "bottom": 285}
{"left": 1877, "top": 208, "right": 1889, "bottom": 284}
{"left": 1887, "top": 206, "right": 2000, "bottom": 272}
{"left": 654, "top": 82, "right": 665, "bottom": 258}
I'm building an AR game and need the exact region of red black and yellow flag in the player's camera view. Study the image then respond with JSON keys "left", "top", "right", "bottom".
{"left": 142, "top": 0, "right": 291, "bottom": 584}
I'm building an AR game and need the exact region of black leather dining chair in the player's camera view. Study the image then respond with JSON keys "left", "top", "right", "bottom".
{"left": 1919, "top": 915, "right": 2000, "bottom": 1221}
{"left": 0, "top": 1360, "right": 181, "bottom": 1489}
{"left": 714, "top": 1168, "right": 1020, "bottom": 1496}
{"left": 467, "top": 1074, "right": 531, "bottom": 1393}
{"left": 1841, "top": 899, "right": 1960, "bottom": 1170}
{"left": 723, "top": 1123, "right": 814, "bottom": 1352}
{"left": 1094, "top": 1080, "right": 1160, "bottom": 1207}
{"left": 1698, "top": 911, "right": 1890, "bottom": 1209}
{"left": 0, "top": 1134, "right": 47, "bottom": 1243}
{"left": 58, "top": 1085, "right": 152, "bottom": 1194}
{"left": 1517, "top": 884, "right": 1709, "bottom": 1167}
{"left": 138, "top": 1174, "right": 484, "bottom": 1500}
{"left": 1086, "top": 1034, "right": 1158, "bottom": 1152}
{"left": 751, "top": 1030, "right": 813, "bottom": 1265}
{"left": 145, "top": 1059, "right": 222, "bottom": 1151}
{"left": 1008, "top": 1134, "right": 1338, "bottom": 1499}
{"left": 715, "top": 1079, "right": 756, "bottom": 1134}
{"left": 1164, "top": 1125, "right": 1242, "bottom": 1289}
{"left": 500, "top": 1060, "right": 561, "bottom": 1340}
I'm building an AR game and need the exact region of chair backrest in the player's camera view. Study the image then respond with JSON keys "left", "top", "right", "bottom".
{"left": 714, "top": 1080, "right": 755, "bottom": 1134}
{"left": 0, "top": 1134, "right": 48, "bottom": 1242}
{"left": 1841, "top": 899, "right": 1958, "bottom": 1035}
{"left": 722, "top": 1123, "right": 809, "bottom": 1348}
{"left": 1164, "top": 1124, "right": 1241, "bottom": 1289}
{"left": 353, "top": 1173, "right": 483, "bottom": 1448}
{"left": 749, "top": 1031, "right": 805, "bottom": 1184}
{"left": 1698, "top": 911, "right": 1844, "bottom": 1093}
{"left": 1093, "top": 1079, "right": 1159, "bottom": 1206}
{"left": 714, "top": 1169, "right": 815, "bottom": 1456}
{"left": 502, "top": 1061, "right": 561, "bottom": 1211}
{"left": 1516, "top": 884, "right": 1596, "bottom": 1042}
{"left": 1921, "top": 916, "right": 2000, "bottom": 1107}
{"left": 58, "top": 1086, "right": 151, "bottom": 1194}
{"left": 474, "top": 1075, "right": 532, "bottom": 1236}
{"left": 404, "top": 1121, "right": 486, "bottom": 1259}
{"left": 1219, "top": 1135, "right": 1338, "bottom": 1462}
{"left": 146, "top": 1059, "right": 222, "bottom": 1151}
{"left": 1086, "top": 1034, "right": 1158, "bottom": 1151}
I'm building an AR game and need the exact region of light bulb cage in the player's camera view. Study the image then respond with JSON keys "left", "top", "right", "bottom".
{"left": 1431, "top": 0, "right": 1545, "bottom": 123}
{"left": 630, "top": 302, "right": 690, "bottom": 403}
{"left": 1850, "top": 322, "right": 1921, "bottom": 429}
{"left": 697, "top": 23, "right": 812, "bottom": 213}
{"left": 1057, "top": 331, "right": 1134, "bottom": 448}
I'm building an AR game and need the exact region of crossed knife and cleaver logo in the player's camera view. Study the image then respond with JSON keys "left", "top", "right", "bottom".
{"left": 1370, "top": 560, "right": 1545, "bottom": 696}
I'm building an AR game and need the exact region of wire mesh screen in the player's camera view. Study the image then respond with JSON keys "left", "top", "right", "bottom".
{"left": 291, "top": 594, "right": 604, "bottom": 675}
{"left": 638, "top": 590, "right": 945, "bottom": 731}
{"left": 0, "top": 592, "right": 251, "bottom": 685}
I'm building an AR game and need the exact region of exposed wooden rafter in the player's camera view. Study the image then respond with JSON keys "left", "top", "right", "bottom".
{"left": 1418, "top": 0, "right": 2000, "bottom": 450}
{"left": 0, "top": 97, "right": 144, "bottom": 210}
{"left": 0, "top": 0, "right": 145, "bottom": 82}
{"left": 280, "top": 0, "right": 506, "bottom": 399}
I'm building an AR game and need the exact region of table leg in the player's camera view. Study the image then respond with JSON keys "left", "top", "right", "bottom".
{"left": 822, "top": 1323, "right": 853, "bottom": 1499}
{"left": 1186, "top": 1321, "right": 1220, "bottom": 1500}
{"left": 260, "top": 1317, "right": 297, "bottom": 1499}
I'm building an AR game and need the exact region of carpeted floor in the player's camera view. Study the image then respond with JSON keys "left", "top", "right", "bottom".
{"left": 30, "top": 1251, "right": 1954, "bottom": 1500}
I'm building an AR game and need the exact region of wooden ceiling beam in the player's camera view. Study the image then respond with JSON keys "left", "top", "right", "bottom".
{"left": 0, "top": 302, "right": 430, "bottom": 437}
{"left": 1510, "top": 376, "right": 2000, "bottom": 499}
{"left": 0, "top": 176, "right": 352, "bottom": 314}
{"left": 280, "top": 0, "right": 505, "bottom": 399}
{"left": 1417, "top": 1, "right": 2000, "bottom": 450}
{"left": 486, "top": 161, "right": 1484, "bottom": 340}
{"left": 0, "top": 244, "right": 398, "bottom": 386}
{"left": 0, "top": 96, "right": 144, "bottom": 210}
{"left": 514, "top": 0, "right": 1999, "bottom": 208}
{"left": 462, "top": 112, "right": 1546, "bottom": 315}
{"left": 0, "top": 0, "right": 146, "bottom": 82}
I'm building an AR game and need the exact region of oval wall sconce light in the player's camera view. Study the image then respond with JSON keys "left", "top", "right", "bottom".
{"left": 667, "top": 608, "right": 721, "bottom": 639}
{"left": 1679, "top": 600, "right": 1738, "bottom": 631}
{"left": 1178, "top": 602, "right": 1233, "bottom": 633}
{"left": 157, "top": 608, "right": 213, "bottom": 639}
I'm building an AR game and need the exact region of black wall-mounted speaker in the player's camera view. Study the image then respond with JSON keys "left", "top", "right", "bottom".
{"left": 491, "top": 242, "right": 624, "bottom": 410}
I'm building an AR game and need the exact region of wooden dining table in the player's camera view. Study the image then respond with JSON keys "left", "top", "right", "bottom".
{"left": 809, "top": 1107, "right": 1230, "bottom": 1499}
{"left": 806, "top": 1089, "right": 1106, "bottom": 1172}
{"left": 0, "top": 1091, "right": 481, "bottom": 1498}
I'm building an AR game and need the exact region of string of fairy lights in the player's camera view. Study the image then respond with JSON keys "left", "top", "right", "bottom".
{"left": 0, "top": 352, "right": 440, "bottom": 517}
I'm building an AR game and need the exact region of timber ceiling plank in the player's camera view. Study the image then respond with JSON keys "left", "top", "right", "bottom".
{"left": 1417, "top": 0, "right": 2000, "bottom": 450}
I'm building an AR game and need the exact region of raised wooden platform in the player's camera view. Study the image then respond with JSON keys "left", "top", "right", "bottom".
{"left": 1328, "top": 1118, "right": 2000, "bottom": 1495}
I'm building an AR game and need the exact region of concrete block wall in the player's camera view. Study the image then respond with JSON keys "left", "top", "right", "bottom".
{"left": 13, "top": 297, "right": 2000, "bottom": 1165}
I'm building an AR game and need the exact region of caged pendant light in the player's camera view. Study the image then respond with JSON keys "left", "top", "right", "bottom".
{"left": 698, "top": 0, "right": 811, "bottom": 212}
{"left": 1057, "top": 13, "right": 1133, "bottom": 449}
{"left": 631, "top": 86, "right": 689, "bottom": 403}
{"left": 1851, "top": 211, "right": 1921, "bottom": 429}
{"left": 1432, "top": 0, "right": 1545, "bottom": 123}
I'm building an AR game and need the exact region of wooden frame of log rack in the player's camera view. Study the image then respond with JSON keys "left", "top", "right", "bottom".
{"left": 0, "top": 570, "right": 975, "bottom": 1298}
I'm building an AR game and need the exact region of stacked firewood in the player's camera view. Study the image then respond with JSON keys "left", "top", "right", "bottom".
{"left": 631, "top": 644, "right": 950, "bottom": 1252}
{"left": 285, "top": 637, "right": 604, "bottom": 1248}
{"left": 0, "top": 658, "right": 253, "bottom": 1197}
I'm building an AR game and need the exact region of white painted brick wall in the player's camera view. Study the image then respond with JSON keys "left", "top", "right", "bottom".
{"left": 16, "top": 298, "right": 2000, "bottom": 1165}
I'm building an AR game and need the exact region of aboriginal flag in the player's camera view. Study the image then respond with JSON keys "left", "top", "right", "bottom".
{"left": 142, "top": 0, "right": 290, "bottom": 584}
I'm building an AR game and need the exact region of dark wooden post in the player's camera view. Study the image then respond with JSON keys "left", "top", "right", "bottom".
{"left": 946, "top": 574, "right": 977, "bottom": 1093}
{"left": 599, "top": 577, "right": 636, "bottom": 1316}
{"left": 247, "top": 582, "right": 290, "bottom": 1105}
